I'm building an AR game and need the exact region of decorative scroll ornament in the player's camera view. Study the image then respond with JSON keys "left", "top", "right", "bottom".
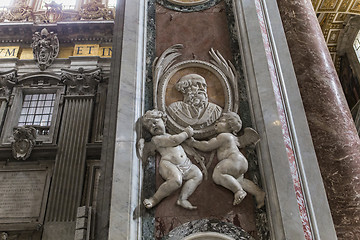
{"left": 44, "top": 1, "right": 63, "bottom": 23}
{"left": 0, "top": 69, "right": 17, "bottom": 100}
{"left": 79, "top": 0, "right": 114, "bottom": 20}
{"left": 0, "top": 0, "right": 33, "bottom": 22}
{"left": 31, "top": 28, "right": 59, "bottom": 71}
{"left": 61, "top": 67, "right": 102, "bottom": 95}
{"left": 12, "top": 126, "right": 37, "bottom": 161}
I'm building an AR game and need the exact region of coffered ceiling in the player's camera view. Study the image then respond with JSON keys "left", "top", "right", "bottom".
{"left": 313, "top": 0, "right": 360, "bottom": 69}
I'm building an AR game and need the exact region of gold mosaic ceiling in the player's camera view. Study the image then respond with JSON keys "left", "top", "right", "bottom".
{"left": 313, "top": 0, "right": 360, "bottom": 68}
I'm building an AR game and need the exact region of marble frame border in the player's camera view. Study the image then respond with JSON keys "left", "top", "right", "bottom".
{"left": 232, "top": 0, "right": 337, "bottom": 239}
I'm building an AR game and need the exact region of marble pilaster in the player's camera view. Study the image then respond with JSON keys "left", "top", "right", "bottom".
{"left": 276, "top": 0, "right": 360, "bottom": 238}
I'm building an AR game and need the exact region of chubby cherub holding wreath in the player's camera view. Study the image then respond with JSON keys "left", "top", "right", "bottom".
{"left": 188, "top": 112, "right": 265, "bottom": 208}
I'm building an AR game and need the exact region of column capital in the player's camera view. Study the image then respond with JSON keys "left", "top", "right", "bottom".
{"left": 0, "top": 69, "right": 17, "bottom": 100}
{"left": 61, "top": 67, "right": 102, "bottom": 96}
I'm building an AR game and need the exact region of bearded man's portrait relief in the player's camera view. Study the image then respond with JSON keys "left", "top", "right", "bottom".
{"left": 167, "top": 74, "right": 222, "bottom": 129}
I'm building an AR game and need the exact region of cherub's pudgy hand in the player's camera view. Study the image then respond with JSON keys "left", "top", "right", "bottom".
{"left": 184, "top": 137, "right": 195, "bottom": 145}
{"left": 184, "top": 126, "right": 194, "bottom": 137}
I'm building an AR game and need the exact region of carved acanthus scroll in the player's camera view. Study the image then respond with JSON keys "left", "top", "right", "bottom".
{"left": 61, "top": 67, "right": 102, "bottom": 95}
{"left": 0, "top": 69, "right": 17, "bottom": 100}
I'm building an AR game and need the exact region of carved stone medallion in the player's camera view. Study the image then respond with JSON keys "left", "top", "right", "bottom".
{"left": 31, "top": 28, "right": 59, "bottom": 71}
{"left": 153, "top": 45, "right": 238, "bottom": 139}
{"left": 12, "top": 126, "right": 37, "bottom": 161}
{"left": 167, "top": 0, "right": 210, "bottom": 6}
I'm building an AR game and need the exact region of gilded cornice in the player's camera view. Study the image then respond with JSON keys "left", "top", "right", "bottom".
{"left": 0, "top": 21, "right": 114, "bottom": 44}
{"left": 312, "top": 0, "right": 360, "bottom": 70}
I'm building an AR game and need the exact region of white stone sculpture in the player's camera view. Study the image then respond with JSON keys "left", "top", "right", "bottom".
{"left": 188, "top": 112, "right": 265, "bottom": 208}
{"left": 153, "top": 45, "right": 238, "bottom": 138}
{"left": 167, "top": 74, "right": 222, "bottom": 128}
{"left": 141, "top": 109, "right": 203, "bottom": 210}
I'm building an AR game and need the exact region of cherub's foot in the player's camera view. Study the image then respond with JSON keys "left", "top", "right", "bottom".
{"left": 233, "top": 189, "right": 247, "bottom": 205}
{"left": 255, "top": 191, "right": 266, "bottom": 209}
{"left": 143, "top": 198, "right": 157, "bottom": 209}
{"left": 176, "top": 199, "right": 197, "bottom": 210}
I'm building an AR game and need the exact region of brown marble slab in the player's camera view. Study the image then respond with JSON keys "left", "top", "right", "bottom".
{"left": 276, "top": 0, "right": 360, "bottom": 237}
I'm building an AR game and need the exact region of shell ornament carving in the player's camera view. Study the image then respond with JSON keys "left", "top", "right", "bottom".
{"left": 12, "top": 126, "right": 37, "bottom": 161}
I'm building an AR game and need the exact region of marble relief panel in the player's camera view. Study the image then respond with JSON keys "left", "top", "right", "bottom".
{"left": 140, "top": 1, "right": 269, "bottom": 239}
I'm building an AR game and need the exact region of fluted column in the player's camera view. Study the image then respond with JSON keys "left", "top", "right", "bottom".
{"left": 277, "top": 0, "right": 360, "bottom": 237}
{"left": 43, "top": 68, "right": 101, "bottom": 240}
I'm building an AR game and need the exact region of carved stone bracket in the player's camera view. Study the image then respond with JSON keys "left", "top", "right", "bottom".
{"left": 0, "top": 0, "right": 34, "bottom": 22}
{"left": 12, "top": 126, "right": 37, "bottom": 161}
{"left": 0, "top": 69, "right": 17, "bottom": 100}
{"left": 31, "top": 28, "right": 59, "bottom": 71}
{"left": 61, "top": 67, "right": 102, "bottom": 96}
{"left": 79, "top": 0, "right": 114, "bottom": 20}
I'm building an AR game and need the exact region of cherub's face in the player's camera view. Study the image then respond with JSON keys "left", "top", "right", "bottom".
{"left": 214, "top": 117, "right": 231, "bottom": 133}
{"left": 147, "top": 118, "right": 166, "bottom": 136}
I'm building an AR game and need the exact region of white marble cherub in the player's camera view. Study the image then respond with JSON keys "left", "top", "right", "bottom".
{"left": 141, "top": 109, "right": 203, "bottom": 210}
{"left": 188, "top": 112, "right": 265, "bottom": 208}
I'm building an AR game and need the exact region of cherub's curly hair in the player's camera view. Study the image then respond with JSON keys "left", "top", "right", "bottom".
{"left": 142, "top": 109, "right": 167, "bottom": 130}
{"left": 221, "top": 112, "right": 242, "bottom": 134}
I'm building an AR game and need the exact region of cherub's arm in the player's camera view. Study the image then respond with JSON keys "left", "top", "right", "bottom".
{"left": 190, "top": 136, "right": 223, "bottom": 152}
{"left": 153, "top": 127, "right": 193, "bottom": 147}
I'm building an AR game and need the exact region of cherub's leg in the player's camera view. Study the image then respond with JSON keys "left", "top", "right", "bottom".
{"left": 177, "top": 165, "right": 203, "bottom": 210}
{"left": 213, "top": 159, "right": 246, "bottom": 205}
{"left": 238, "top": 176, "right": 265, "bottom": 208}
{"left": 143, "top": 161, "right": 182, "bottom": 209}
